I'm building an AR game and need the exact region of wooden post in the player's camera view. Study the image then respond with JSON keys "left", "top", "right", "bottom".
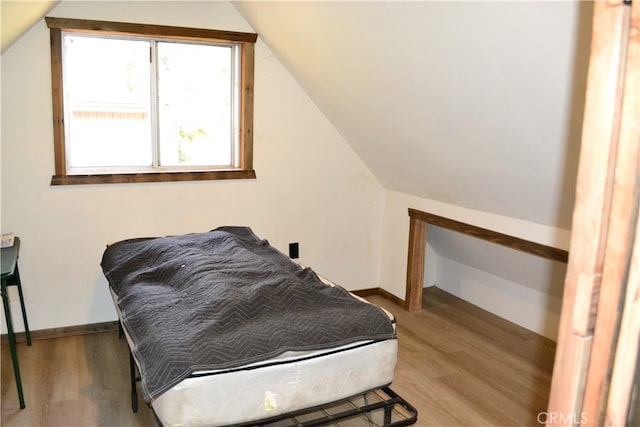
{"left": 547, "top": 0, "right": 639, "bottom": 424}
{"left": 405, "top": 216, "right": 427, "bottom": 312}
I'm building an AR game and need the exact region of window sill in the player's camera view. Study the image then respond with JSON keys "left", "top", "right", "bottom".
{"left": 50, "top": 170, "right": 256, "bottom": 185}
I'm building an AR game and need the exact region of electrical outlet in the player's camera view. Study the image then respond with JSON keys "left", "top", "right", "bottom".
{"left": 289, "top": 242, "right": 299, "bottom": 259}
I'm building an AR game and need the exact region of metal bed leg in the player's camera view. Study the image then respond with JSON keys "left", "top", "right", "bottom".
{"left": 384, "top": 404, "right": 393, "bottom": 424}
{"left": 129, "top": 350, "right": 139, "bottom": 413}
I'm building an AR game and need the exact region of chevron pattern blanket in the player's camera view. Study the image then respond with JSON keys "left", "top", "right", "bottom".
{"left": 101, "top": 226, "right": 396, "bottom": 402}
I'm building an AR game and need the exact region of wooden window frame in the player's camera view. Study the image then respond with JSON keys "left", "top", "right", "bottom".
{"left": 45, "top": 17, "right": 257, "bottom": 185}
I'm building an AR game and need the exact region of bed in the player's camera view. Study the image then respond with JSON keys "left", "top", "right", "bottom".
{"left": 101, "top": 226, "right": 417, "bottom": 426}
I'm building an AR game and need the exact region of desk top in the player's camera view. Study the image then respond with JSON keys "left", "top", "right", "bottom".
{"left": 1, "top": 237, "right": 21, "bottom": 278}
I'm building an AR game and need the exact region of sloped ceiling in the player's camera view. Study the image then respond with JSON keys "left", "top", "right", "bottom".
{"left": 1, "top": 1, "right": 59, "bottom": 53}
{"left": 2, "top": 0, "right": 592, "bottom": 230}
{"left": 234, "top": 0, "right": 593, "bottom": 230}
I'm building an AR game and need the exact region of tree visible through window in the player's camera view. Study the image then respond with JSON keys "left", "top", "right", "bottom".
{"left": 46, "top": 18, "right": 257, "bottom": 185}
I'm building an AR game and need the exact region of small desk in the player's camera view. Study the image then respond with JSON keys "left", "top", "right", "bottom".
{"left": 1, "top": 237, "right": 31, "bottom": 409}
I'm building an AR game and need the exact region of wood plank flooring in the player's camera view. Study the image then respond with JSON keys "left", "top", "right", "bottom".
{"left": 1, "top": 287, "right": 556, "bottom": 426}
{"left": 373, "top": 287, "right": 556, "bottom": 426}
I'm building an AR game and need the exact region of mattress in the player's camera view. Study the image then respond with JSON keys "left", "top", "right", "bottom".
{"left": 103, "top": 226, "right": 399, "bottom": 426}
{"left": 101, "top": 227, "right": 396, "bottom": 403}
{"left": 111, "top": 288, "right": 398, "bottom": 427}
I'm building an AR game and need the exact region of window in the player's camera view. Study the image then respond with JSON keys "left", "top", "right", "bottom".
{"left": 46, "top": 18, "right": 257, "bottom": 185}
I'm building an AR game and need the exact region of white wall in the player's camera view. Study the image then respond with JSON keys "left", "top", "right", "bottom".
{"left": 380, "top": 190, "right": 570, "bottom": 340}
{"left": 429, "top": 225, "right": 566, "bottom": 341}
{"left": 0, "top": 0, "right": 385, "bottom": 332}
{"left": 435, "top": 255, "right": 563, "bottom": 341}
{"left": 425, "top": 242, "right": 437, "bottom": 289}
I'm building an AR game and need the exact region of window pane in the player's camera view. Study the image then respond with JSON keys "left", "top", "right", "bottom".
{"left": 157, "top": 42, "right": 233, "bottom": 167}
{"left": 63, "top": 35, "right": 152, "bottom": 168}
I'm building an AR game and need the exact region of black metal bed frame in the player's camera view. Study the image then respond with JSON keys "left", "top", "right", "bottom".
{"left": 121, "top": 324, "right": 418, "bottom": 426}
{"left": 230, "top": 386, "right": 418, "bottom": 427}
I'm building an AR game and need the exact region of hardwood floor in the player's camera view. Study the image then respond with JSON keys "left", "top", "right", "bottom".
{"left": 1, "top": 287, "right": 555, "bottom": 426}
{"left": 372, "top": 288, "right": 556, "bottom": 426}
{"left": 1, "top": 328, "right": 157, "bottom": 427}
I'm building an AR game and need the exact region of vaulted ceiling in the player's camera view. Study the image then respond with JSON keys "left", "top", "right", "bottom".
{"left": 1, "top": 1, "right": 59, "bottom": 52}
{"left": 2, "top": 1, "right": 592, "bottom": 231}
{"left": 233, "top": 0, "right": 593, "bottom": 230}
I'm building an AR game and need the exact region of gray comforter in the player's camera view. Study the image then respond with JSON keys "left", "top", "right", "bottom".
{"left": 101, "top": 226, "right": 396, "bottom": 402}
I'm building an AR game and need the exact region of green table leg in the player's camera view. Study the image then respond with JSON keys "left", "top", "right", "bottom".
{"left": 1, "top": 278, "right": 25, "bottom": 409}
{"left": 12, "top": 266, "right": 31, "bottom": 346}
